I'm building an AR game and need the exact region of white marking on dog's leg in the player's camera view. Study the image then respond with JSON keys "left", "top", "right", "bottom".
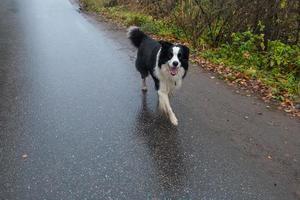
{"left": 142, "top": 78, "right": 147, "bottom": 91}
{"left": 158, "top": 90, "right": 178, "bottom": 126}
{"left": 158, "top": 91, "right": 168, "bottom": 114}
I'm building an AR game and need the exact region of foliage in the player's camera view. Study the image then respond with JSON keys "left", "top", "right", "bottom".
{"left": 202, "top": 31, "right": 300, "bottom": 96}
{"left": 104, "top": 0, "right": 300, "bottom": 48}
{"left": 81, "top": 0, "right": 118, "bottom": 10}
{"left": 83, "top": 0, "right": 300, "bottom": 47}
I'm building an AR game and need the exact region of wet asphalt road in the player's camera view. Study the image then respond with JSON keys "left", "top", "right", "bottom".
{"left": 0, "top": 0, "right": 300, "bottom": 199}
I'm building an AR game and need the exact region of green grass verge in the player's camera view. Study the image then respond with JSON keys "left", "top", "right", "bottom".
{"left": 82, "top": 3, "right": 186, "bottom": 39}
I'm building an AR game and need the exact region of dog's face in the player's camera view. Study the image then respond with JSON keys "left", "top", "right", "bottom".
{"left": 158, "top": 41, "right": 189, "bottom": 77}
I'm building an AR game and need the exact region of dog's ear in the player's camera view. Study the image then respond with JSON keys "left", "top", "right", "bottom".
{"left": 159, "top": 41, "right": 172, "bottom": 50}
{"left": 181, "top": 45, "right": 190, "bottom": 60}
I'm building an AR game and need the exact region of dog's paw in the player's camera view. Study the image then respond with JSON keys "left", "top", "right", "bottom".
{"left": 170, "top": 114, "right": 178, "bottom": 126}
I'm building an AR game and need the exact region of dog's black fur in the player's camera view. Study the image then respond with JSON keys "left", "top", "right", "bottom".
{"left": 128, "top": 26, "right": 189, "bottom": 90}
{"left": 127, "top": 26, "right": 189, "bottom": 125}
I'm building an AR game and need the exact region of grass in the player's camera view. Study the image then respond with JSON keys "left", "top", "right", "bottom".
{"left": 82, "top": 3, "right": 184, "bottom": 38}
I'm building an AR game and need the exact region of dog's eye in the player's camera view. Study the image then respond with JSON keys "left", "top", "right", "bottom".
{"left": 168, "top": 52, "right": 173, "bottom": 58}
{"left": 178, "top": 53, "right": 182, "bottom": 58}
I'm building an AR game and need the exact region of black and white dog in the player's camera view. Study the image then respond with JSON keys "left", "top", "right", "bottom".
{"left": 127, "top": 26, "right": 189, "bottom": 126}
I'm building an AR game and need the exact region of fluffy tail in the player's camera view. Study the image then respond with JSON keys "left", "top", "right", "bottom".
{"left": 127, "top": 26, "right": 147, "bottom": 48}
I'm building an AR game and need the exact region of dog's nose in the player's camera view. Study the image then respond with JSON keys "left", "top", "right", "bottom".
{"left": 173, "top": 61, "right": 178, "bottom": 67}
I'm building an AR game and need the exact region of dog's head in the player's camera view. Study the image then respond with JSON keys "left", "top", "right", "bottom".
{"left": 158, "top": 41, "right": 190, "bottom": 78}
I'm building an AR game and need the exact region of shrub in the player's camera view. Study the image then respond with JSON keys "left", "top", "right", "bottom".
{"left": 202, "top": 31, "right": 299, "bottom": 96}
{"left": 267, "top": 41, "right": 300, "bottom": 74}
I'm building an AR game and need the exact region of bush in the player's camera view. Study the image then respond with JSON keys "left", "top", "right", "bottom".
{"left": 202, "top": 31, "right": 300, "bottom": 96}
{"left": 267, "top": 41, "right": 300, "bottom": 74}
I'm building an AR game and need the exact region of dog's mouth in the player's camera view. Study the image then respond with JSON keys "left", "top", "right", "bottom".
{"left": 169, "top": 67, "right": 178, "bottom": 76}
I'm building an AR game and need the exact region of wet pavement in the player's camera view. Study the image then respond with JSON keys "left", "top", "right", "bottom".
{"left": 0, "top": 0, "right": 300, "bottom": 199}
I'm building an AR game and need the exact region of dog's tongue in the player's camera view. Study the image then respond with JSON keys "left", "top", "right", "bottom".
{"left": 170, "top": 68, "right": 178, "bottom": 76}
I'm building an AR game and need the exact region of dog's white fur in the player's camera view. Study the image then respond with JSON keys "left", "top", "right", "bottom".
{"left": 128, "top": 26, "right": 188, "bottom": 125}
{"left": 168, "top": 46, "right": 181, "bottom": 68}
{"left": 154, "top": 47, "right": 185, "bottom": 126}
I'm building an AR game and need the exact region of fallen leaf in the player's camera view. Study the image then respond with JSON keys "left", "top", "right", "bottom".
{"left": 267, "top": 155, "right": 272, "bottom": 160}
{"left": 284, "top": 109, "right": 292, "bottom": 113}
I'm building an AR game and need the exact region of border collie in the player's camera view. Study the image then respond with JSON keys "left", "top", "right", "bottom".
{"left": 127, "top": 26, "right": 189, "bottom": 126}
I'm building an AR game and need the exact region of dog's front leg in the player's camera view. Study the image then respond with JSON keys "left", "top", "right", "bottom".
{"left": 158, "top": 90, "right": 178, "bottom": 126}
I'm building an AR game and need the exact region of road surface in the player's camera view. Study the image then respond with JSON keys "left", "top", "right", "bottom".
{"left": 0, "top": 0, "right": 299, "bottom": 199}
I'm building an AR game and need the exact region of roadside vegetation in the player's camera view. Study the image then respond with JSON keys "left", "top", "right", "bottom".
{"left": 80, "top": 0, "right": 300, "bottom": 115}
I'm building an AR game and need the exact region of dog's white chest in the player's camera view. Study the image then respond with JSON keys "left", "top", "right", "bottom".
{"left": 155, "top": 64, "right": 183, "bottom": 93}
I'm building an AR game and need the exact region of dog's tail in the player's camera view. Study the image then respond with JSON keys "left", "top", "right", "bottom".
{"left": 127, "top": 26, "right": 147, "bottom": 48}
